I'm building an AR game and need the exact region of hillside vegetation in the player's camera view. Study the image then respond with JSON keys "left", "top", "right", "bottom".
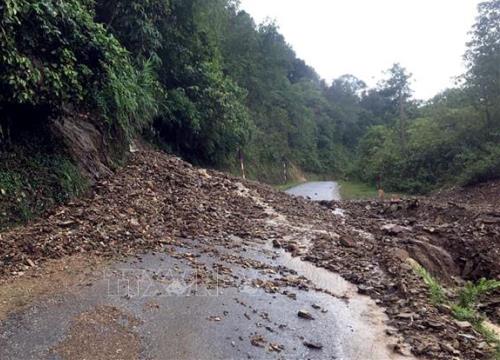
{"left": 0, "top": 0, "right": 499, "bottom": 225}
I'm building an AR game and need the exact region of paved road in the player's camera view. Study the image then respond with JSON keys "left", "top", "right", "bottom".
{"left": 285, "top": 181, "right": 340, "bottom": 201}
{"left": 0, "top": 236, "right": 406, "bottom": 360}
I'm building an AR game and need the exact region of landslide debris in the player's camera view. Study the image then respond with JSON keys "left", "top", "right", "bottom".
{"left": 0, "top": 149, "right": 498, "bottom": 359}
{"left": 321, "top": 198, "right": 500, "bottom": 282}
{"left": 0, "top": 151, "right": 266, "bottom": 276}
{"left": 245, "top": 183, "right": 500, "bottom": 359}
{"left": 313, "top": 197, "right": 500, "bottom": 358}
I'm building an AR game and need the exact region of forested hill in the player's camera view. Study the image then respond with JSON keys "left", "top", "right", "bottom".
{"left": 1, "top": 0, "right": 499, "bottom": 226}
{"left": 1, "top": 0, "right": 356, "bottom": 184}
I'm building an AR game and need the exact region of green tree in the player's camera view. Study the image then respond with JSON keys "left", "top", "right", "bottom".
{"left": 464, "top": 0, "right": 500, "bottom": 127}
{"left": 377, "top": 63, "right": 413, "bottom": 151}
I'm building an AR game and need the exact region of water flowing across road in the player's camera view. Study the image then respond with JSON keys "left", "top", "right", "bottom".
{"left": 285, "top": 181, "right": 341, "bottom": 201}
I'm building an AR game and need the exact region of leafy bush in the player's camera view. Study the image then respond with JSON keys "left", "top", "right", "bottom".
{"left": 96, "top": 59, "right": 160, "bottom": 139}
{"left": 0, "top": 0, "right": 157, "bottom": 136}
{"left": 0, "top": 145, "right": 89, "bottom": 229}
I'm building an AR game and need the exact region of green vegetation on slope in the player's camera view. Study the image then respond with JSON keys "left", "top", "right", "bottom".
{"left": 0, "top": 143, "right": 89, "bottom": 229}
{"left": 353, "top": 1, "right": 500, "bottom": 193}
{"left": 0, "top": 0, "right": 499, "bottom": 227}
{"left": 413, "top": 263, "right": 500, "bottom": 359}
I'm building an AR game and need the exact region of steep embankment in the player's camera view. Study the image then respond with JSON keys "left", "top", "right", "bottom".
{"left": 0, "top": 149, "right": 498, "bottom": 359}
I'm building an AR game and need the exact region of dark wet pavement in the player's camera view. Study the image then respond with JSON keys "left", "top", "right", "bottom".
{"left": 0, "top": 233, "right": 408, "bottom": 360}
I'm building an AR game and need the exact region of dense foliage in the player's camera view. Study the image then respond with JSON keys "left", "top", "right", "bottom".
{"left": 0, "top": 0, "right": 158, "bottom": 134}
{"left": 0, "top": 0, "right": 499, "bottom": 200}
{"left": 354, "top": 0, "right": 500, "bottom": 193}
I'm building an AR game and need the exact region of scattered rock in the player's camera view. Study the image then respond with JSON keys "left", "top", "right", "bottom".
{"left": 207, "top": 316, "right": 222, "bottom": 322}
{"left": 297, "top": 309, "right": 315, "bottom": 320}
{"left": 393, "top": 343, "right": 413, "bottom": 356}
{"left": 425, "top": 320, "right": 445, "bottom": 330}
{"left": 268, "top": 343, "right": 284, "bottom": 352}
{"left": 357, "top": 285, "right": 374, "bottom": 295}
{"left": 339, "top": 237, "right": 357, "bottom": 248}
{"left": 381, "top": 224, "right": 407, "bottom": 235}
{"left": 396, "top": 312, "right": 417, "bottom": 320}
{"left": 250, "top": 335, "right": 266, "bottom": 348}
{"left": 26, "top": 258, "right": 36, "bottom": 267}
{"left": 303, "top": 341, "right": 323, "bottom": 350}
{"left": 454, "top": 320, "right": 472, "bottom": 330}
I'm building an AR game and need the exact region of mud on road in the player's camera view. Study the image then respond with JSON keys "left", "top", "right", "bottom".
{"left": 0, "top": 150, "right": 498, "bottom": 359}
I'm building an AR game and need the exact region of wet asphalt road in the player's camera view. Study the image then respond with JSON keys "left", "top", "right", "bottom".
{"left": 285, "top": 182, "right": 340, "bottom": 201}
{"left": 0, "top": 235, "right": 406, "bottom": 360}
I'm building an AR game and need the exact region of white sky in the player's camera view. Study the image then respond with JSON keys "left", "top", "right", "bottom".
{"left": 239, "top": 0, "right": 481, "bottom": 99}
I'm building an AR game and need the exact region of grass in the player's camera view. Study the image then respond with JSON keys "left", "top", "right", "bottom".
{"left": 413, "top": 264, "right": 446, "bottom": 304}
{"left": 338, "top": 180, "right": 378, "bottom": 200}
{"left": 411, "top": 262, "right": 500, "bottom": 358}
{"left": 457, "top": 279, "right": 500, "bottom": 309}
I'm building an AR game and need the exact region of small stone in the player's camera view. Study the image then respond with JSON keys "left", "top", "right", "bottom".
{"left": 26, "top": 259, "right": 36, "bottom": 267}
{"left": 437, "top": 304, "right": 452, "bottom": 315}
{"left": 303, "top": 341, "right": 323, "bottom": 350}
{"left": 381, "top": 224, "right": 406, "bottom": 235}
{"left": 297, "top": 310, "right": 314, "bottom": 320}
{"left": 453, "top": 320, "right": 471, "bottom": 330}
{"left": 268, "top": 343, "right": 284, "bottom": 352}
{"left": 396, "top": 312, "right": 417, "bottom": 320}
{"left": 477, "top": 341, "right": 488, "bottom": 349}
{"left": 357, "top": 285, "right": 374, "bottom": 294}
{"left": 339, "top": 237, "right": 357, "bottom": 248}
{"left": 425, "top": 320, "right": 445, "bottom": 329}
{"left": 393, "top": 343, "right": 413, "bottom": 356}
{"left": 250, "top": 335, "right": 266, "bottom": 347}
{"left": 439, "top": 342, "right": 456, "bottom": 354}
{"left": 207, "top": 316, "right": 222, "bottom": 321}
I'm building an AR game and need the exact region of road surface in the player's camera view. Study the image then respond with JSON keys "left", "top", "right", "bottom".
{"left": 285, "top": 181, "right": 340, "bottom": 201}
{"left": 0, "top": 238, "right": 406, "bottom": 360}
